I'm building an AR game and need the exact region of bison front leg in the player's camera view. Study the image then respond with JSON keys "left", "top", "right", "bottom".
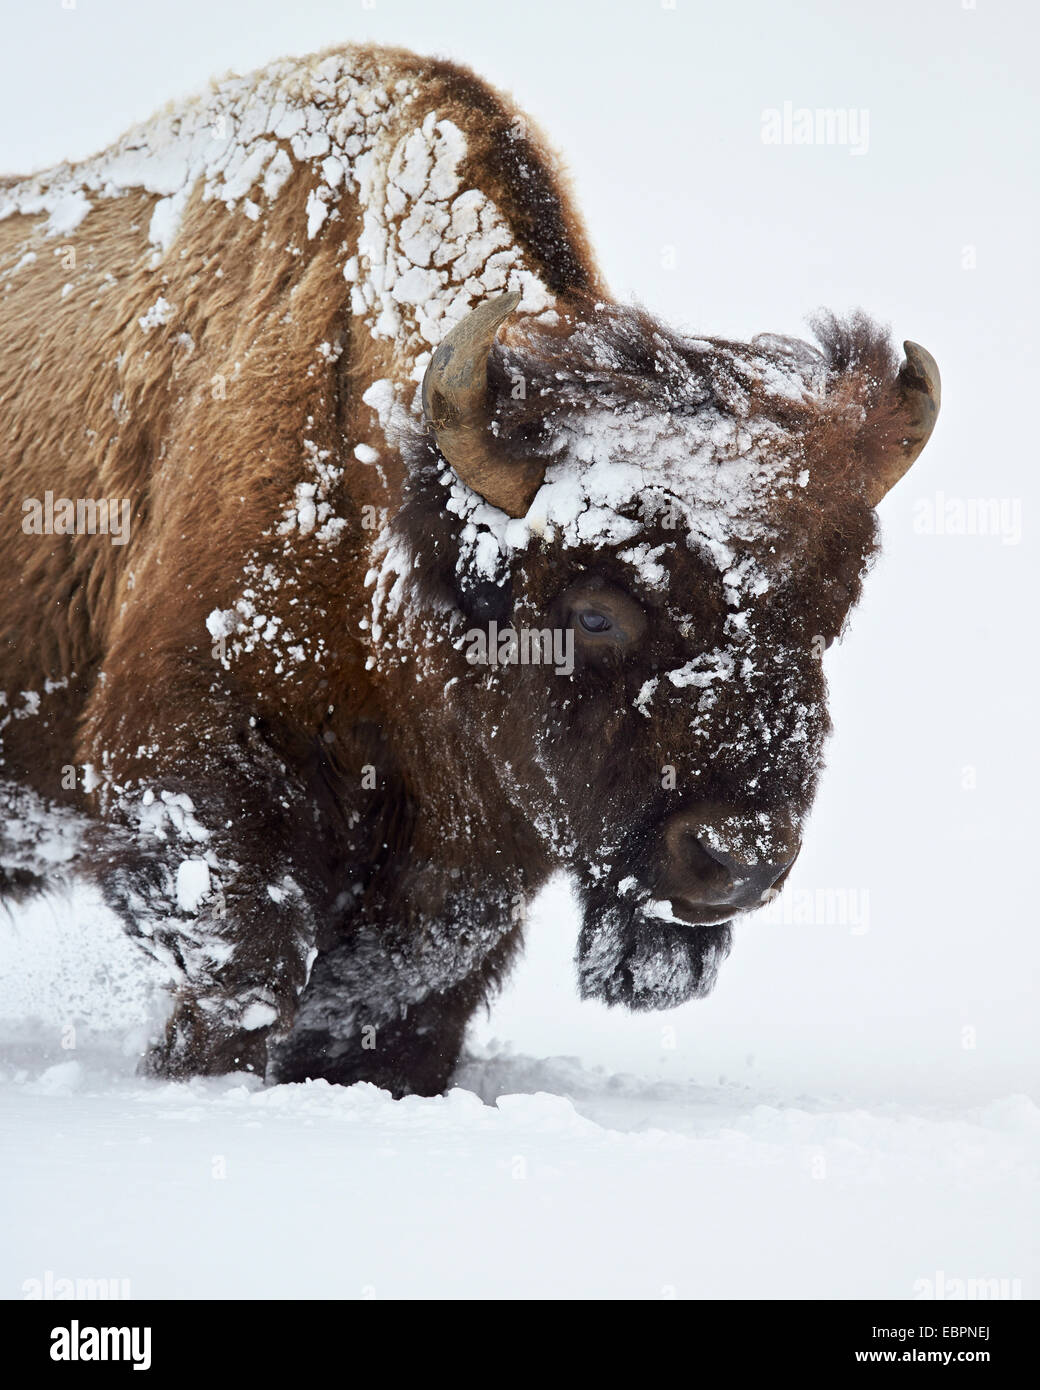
{"left": 133, "top": 858, "right": 318, "bottom": 1080}
{"left": 271, "top": 875, "right": 525, "bottom": 1097}
{"left": 86, "top": 736, "right": 323, "bottom": 1080}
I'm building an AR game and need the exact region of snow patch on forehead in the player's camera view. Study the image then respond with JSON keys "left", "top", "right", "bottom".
{"left": 447, "top": 393, "right": 812, "bottom": 602}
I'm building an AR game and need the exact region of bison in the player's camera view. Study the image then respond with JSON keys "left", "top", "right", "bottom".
{"left": 0, "top": 44, "right": 939, "bottom": 1094}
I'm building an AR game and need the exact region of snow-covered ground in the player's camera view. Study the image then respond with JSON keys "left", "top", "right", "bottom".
{"left": 1, "top": 881, "right": 1036, "bottom": 1299}
{"left": 6, "top": 1060, "right": 1037, "bottom": 1301}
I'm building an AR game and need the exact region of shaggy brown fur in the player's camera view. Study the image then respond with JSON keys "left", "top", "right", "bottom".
{"left": 0, "top": 44, "right": 935, "bottom": 1093}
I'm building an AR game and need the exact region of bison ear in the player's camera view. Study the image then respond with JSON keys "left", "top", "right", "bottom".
{"left": 421, "top": 292, "right": 546, "bottom": 519}
{"left": 865, "top": 341, "right": 941, "bottom": 506}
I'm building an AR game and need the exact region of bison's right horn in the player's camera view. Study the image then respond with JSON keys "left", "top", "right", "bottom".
{"left": 421, "top": 291, "right": 545, "bottom": 519}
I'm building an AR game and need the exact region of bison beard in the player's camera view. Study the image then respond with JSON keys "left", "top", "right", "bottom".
{"left": 0, "top": 44, "right": 939, "bottom": 1094}
{"left": 578, "top": 904, "right": 732, "bottom": 1011}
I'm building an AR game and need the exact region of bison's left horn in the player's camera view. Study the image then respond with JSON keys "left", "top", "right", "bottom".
{"left": 868, "top": 340, "right": 941, "bottom": 506}
{"left": 421, "top": 291, "right": 545, "bottom": 519}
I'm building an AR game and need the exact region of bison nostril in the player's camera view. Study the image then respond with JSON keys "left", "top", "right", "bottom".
{"left": 674, "top": 829, "right": 740, "bottom": 894}
{"left": 661, "top": 808, "right": 798, "bottom": 909}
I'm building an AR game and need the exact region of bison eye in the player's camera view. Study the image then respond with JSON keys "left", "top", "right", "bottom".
{"left": 557, "top": 578, "right": 646, "bottom": 654}
{"left": 578, "top": 611, "right": 612, "bottom": 634}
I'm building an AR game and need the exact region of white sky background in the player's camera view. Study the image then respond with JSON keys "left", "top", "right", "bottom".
{"left": 0, "top": 0, "right": 1036, "bottom": 1100}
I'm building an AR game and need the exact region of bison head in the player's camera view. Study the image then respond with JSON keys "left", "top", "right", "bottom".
{"left": 390, "top": 291, "right": 939, "bottom": 1010}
